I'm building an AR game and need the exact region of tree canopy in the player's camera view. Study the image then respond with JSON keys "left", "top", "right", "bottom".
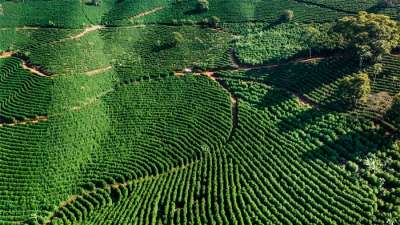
{"left": 196, "top": 0, "right": 209, "bottom": 12}
{"left": 386, "top": 93, "right": 400, "bottom": 127}
{"left": 332, "top": 11, "right": 400, "bottom": 67}
{"left": 281, "top": 10, "right": 294, "bottom": 22}
{"left": 337, "top": 72, "right": 371, "bottom": 107}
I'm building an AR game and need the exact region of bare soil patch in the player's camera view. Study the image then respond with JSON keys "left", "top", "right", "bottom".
{"left": 0, "top": 51, "right": 14, "bottom": 58}
{"left": 21, "top": 61, "right": 49, "bottom": 77}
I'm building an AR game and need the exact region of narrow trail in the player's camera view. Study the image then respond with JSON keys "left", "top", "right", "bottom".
{"left": 85, "top": 65, "right": 113, "bottom": 76}
{"left": 0, "top": 51, "right": 51, "bottom": 76}
{"left": 0, "top": 116, "right": 48, "bottom": 127}
{"left": 21, "top": 61, "right": 50, "bottom": 77}
{"left": 129, "top": 7, "right": 163, "bottom": 19}
{"left": 51, "top": 25, "right": 105, "bottom": 44}
{"left": 173, "top": 55, "right": 327, "bottom": 139}
{"left": 44, "top": 159, "right": 200, "bottom": 225}
{"left": 69, "top": 25, "right": 105, "bottom": 40}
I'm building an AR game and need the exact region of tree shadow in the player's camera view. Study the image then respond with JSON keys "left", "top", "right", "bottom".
{"left": 302, "top": 125, "right": 395, "bottom": 165}
{"left": 366, "top": 3, "right": 384, "bottom": 13}
{"left": 183, "top": 9, "right": 204, "bottom": 16}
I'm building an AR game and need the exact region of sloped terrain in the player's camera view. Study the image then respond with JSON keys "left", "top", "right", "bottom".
{"left": 0, "top": 0, "right": 399, "bottom": 225}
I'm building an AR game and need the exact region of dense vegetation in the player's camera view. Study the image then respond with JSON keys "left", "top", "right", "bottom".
{"left": 0, "top": 0, "right": 399, "bottom": 225}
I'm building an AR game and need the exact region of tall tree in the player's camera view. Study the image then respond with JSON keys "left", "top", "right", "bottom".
{"left": 337, "top": 72, "right": 371, "bottom": 107}
{"left": 281, "top": 10, "right": 294, "bottom": 22}
{"left": 371, "top": 63, "right": 384, "bottom": 85}
{"left": 304, "top": 25, "right": 322, "bottom": 58}
{"left": 332, "top": 11, "right": 400, "bottom": 68}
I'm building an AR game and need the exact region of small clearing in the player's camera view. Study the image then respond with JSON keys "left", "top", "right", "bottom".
{"left": 0, "top": 116, "right": 48, "bottom": 127}
{"left": 129, "top": 7, "right": 163, "bottom": 19}
{"left": 85, "top": 66, "right": 113, "bottom": 76}
{"left": 292, "top": 92, "right": 316, "bottom": 107}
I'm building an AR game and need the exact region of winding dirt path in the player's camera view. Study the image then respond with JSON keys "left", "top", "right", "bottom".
{"left": 129, "top": 7, "right": 163, "bottom": 19}
{"left": 0, "top": 51, "right": 51, "bottom": 76}
{"left": 70, "top": 25, "right": 104, "bottom": 40}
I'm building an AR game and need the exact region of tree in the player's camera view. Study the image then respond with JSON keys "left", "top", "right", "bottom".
{"left": 337, "top": 72, "right": 371, "bottom": 107}
{"left": 386, "top": 93, "right": 400, "bottom": 127}
{"left": 172, "top": 32, "right": 184, "bottom": 46}
{"left": 304, "top": 25, "right": 322, "bottom": 58}
{"left": 281, "top": 10, "right": 294, "bottom": 22}
{"left": 332, "top": 11, "right": 400, "bottom": 68}
{"left": 371, "top": 63, "right": 384, "bottom": 85}
{"left": 196, "top": 0, "right": 209, "bottom": 12}
{"left": 203, "top": 16, "right": 220, "bottom": 28}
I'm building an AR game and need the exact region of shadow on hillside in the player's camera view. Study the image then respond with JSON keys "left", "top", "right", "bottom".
{"left": 301, "top": 125, "right": 394, "bottom": 165}
{"left": 366, "top": 3, "right": 384, "bottom": 13}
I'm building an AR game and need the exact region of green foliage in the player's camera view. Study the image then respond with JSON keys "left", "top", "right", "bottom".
{"left": 203, "top": 16, "right": 220, "bottom": 28}
{"left": 196, "top": 0, "right": 209, "bottom": 13}
{"left": 338, "top": 72, "right": 371, "bottom": 107}
{"left": 346, "top": 161, "right": 359, "bottom": 172}
{"left": 281, "top": 9, "right": 294, "bottom": 22}
{"left": 0, "top": 1, "right": 399, "bottom": 225}
{"left": 386, "top": 93, "right": 400, "bottom": 126}
{"left": 234, "top": 23, "right": 335, "bottom": 65}
{"left": 172, "top": 31, "right": 184, "bottom": 46}
{"left": 332, "top": 11, "right": 400, "bottom": 67}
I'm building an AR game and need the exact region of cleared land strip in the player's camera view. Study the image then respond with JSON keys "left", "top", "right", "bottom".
{"left": 85, "top": 65, "right": 113, "bottom": 76}
{"left": 0, "top": 116, "right": 48, "bottom": 127}
{"left": 0, "top": 51, "right": 51, "bottom": 76}
{"left": 21, "top": 61, "right": 49, "bottom": 77}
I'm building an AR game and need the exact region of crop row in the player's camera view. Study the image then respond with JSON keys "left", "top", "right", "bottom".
{"left": 0, "top": 57, "right": 51, "bottom": 122}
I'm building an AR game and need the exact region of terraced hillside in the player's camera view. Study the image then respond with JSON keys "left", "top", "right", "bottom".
{"left": 0, "top": 0, "right": 399, "bottom": 225}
